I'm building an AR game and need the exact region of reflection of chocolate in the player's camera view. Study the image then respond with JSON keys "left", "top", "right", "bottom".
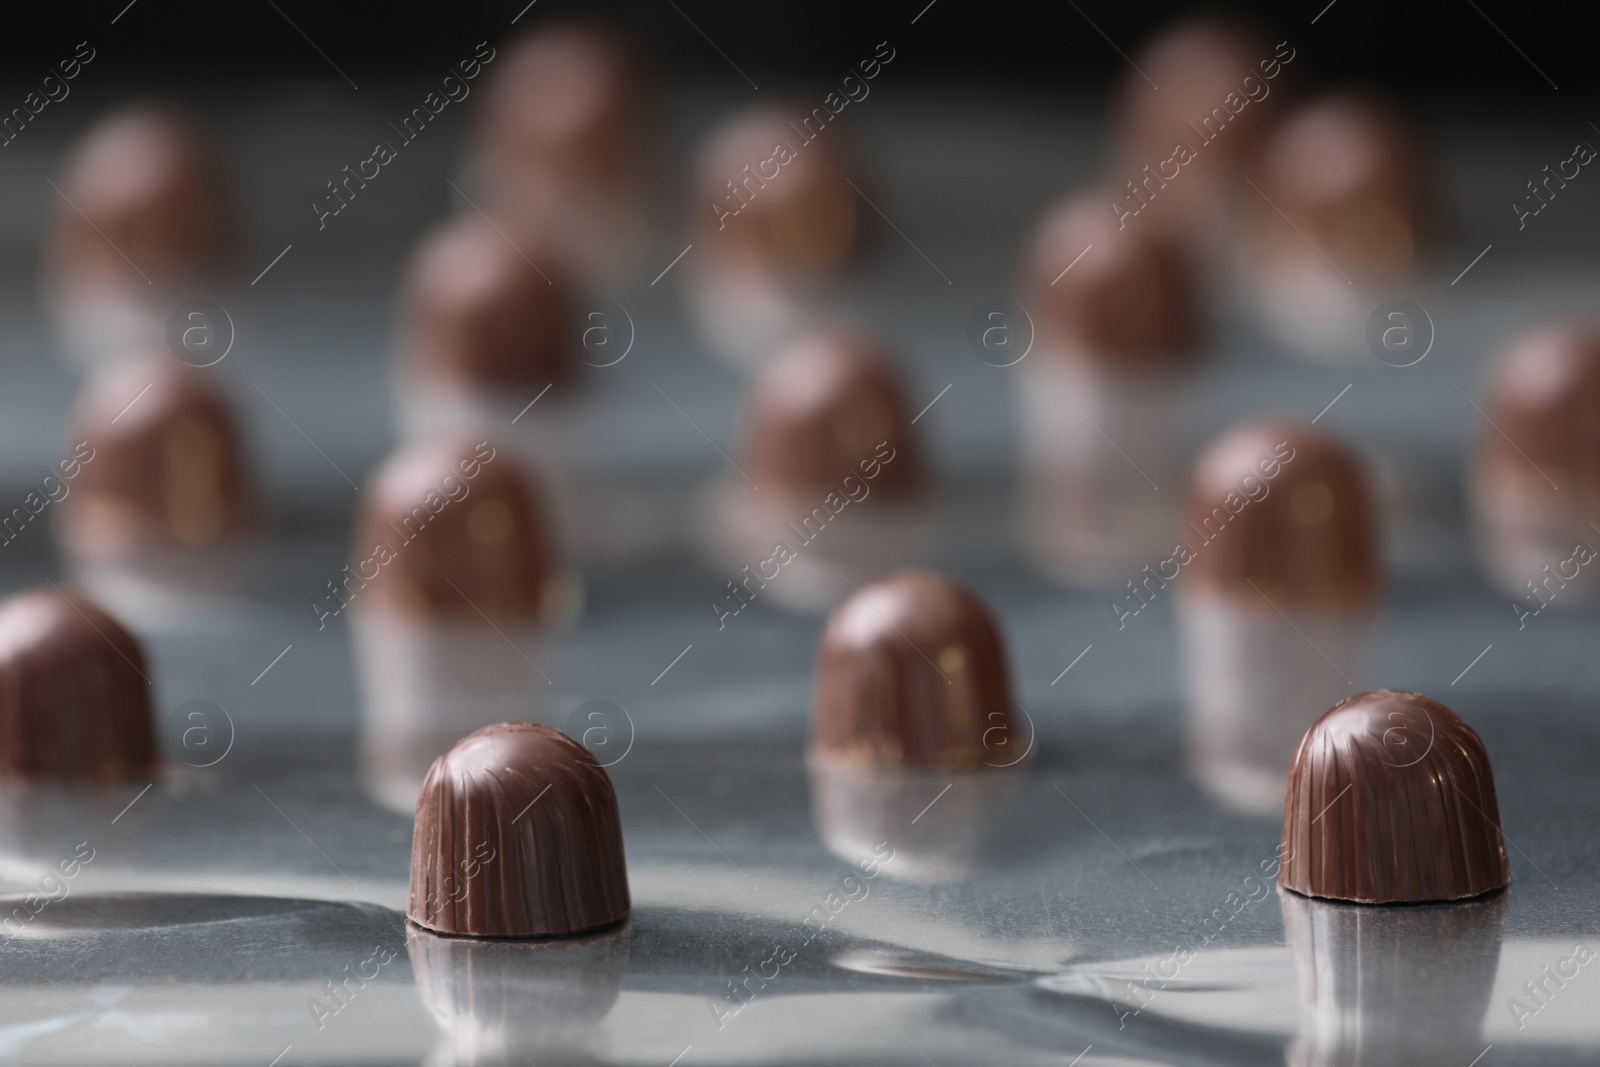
{"left": 407, "top": 920, "right": 628, "bottom": 1056}
{"left": 1280, "top": 690, "right": 1510, "bottom": 904}
{"left": 60, "top": 356, "right": 260, "bottom": 558}
{"left": 1250, "top": 91, "right": 1433, "bottom": 278}
{"left": 0, "top": 587, "right": 156, "bottom": 784}
{"left": 1280, "top": 888, "right": 1506, "bottom": 1067}
{"left": 740, "top": 330, "right": 923, "bottom": 499}
{"left": 1021, "top": 193, "right": 1202, "bottom": 372}
{"left": 811, "top": 570, "right": 1015, "bottom": 769}
{"left": 48, "top": 102, "right": 233, "bottom": 290}
{"left": 1479, "top": 320, "right": 1600, "bottom": 489}
{"left": 409, "top": 723, "right": 630, "bottom": 938}
{"left": 1114, "top": 15, "right": 1287, "bottom": 198}
{"left": 472, "top": 23, "right": 650, "bottom": 201}
{"left": 1184, "top": 421, "right": 1380, "bottom": 610}
{"left": 809, "top": 764, "right": 1014, "bottom": 884}
{"left": 399, "top": 216, "right": 578, "bottom": 393}
{"left": 352, "top": 439, "right": 554, "bottom": 624}
{"left": 692, "top": 104, "right": 861, "bottom": 279}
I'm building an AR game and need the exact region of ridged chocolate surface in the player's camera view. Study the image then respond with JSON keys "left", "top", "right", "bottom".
{"left": 48, "top": 102, "right": 233, "bottom": 288}
{"left": 811, "top": 570, "right": 1015, "bottom": 769}
{"left": 1115, "top": 15, "right": 1285, "bottom": 188}
{"left": 400, "top": 216, "right": 579, "bottom": 391}
{"left": 1280, "top": 690, "right": 1510, "bottom": 904}
{"left": 62, "top": 356, "right": 260, "bottom": 556}
{"left": 0, "top": 587, "right": 155, "bottom": 784}
{"left": 409, "top": 723, "right": 630, "bottom": 938}
{"left": 741, "top": 330, "right": 924, "bottom": 498}
{"left": 1251, "top": 91, "right": 1433, "bottom": 276}
{"left": 473, "top": 22, "right": 650, "bottom": 193}
{"left": 1184, "top": 420, "right": 1380, "bottom": 609}
{"left": 1022, "top": 192, "right": 1203, "bottom": 370}
{"left": 353, "top": 439, "right": 553, "bottom": 624}
{"left": 692, "top": 104, "right": 861, "bottom": 277}
{"left": 1480, "top": 320, "right": 1600, "bottom": 484}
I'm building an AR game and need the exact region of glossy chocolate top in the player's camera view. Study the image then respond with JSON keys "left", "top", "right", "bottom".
{"left": 64, "top": 357, "right": 260, "bottom": 554}
{"left": 1023, "top": 193, "right": 1203, "bottom": 370}
{"left": 49, "top": 102, "right": 233, "bottom": 289}
{"left": 400, "top": 216, "right": 579, "bottom": 391}
{"left": 409, "top": 722, "right": 630, "bottom": 938}
{"left": 1115, "top": 14, "right": 1285, "bottom": 182}
{"left": 811, "top": 570, "right": 1016, "bottom": 769}
{"left": 1251, "top": 91, "right": 1433, "bottom": 276}
{"left": 740, "top": 329, "right": 924, "bottom": 499}
{"left": 352, "top": 439, "right": 553, "bottom": 624}
{"left": 1183, "top": 420, "right": 1381, "bottom": 609}
{"left": 693, "top": 104, "right": 861, "bottom": 277}
{"left": 1480, "top": 320, "right": 1600, "bottom": 482}
{"left": 1280, "top": 690, "right": 1510, "bottom": 904}
{"left": 0, "top": 586, "right": 156, "bottom": 784}
{"left": 473, "top": 22, "right": 651, "bottom": 189}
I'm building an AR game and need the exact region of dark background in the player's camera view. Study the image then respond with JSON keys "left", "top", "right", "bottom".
{"left": 1, "top": 0, "right": 1590, "bottom": 99}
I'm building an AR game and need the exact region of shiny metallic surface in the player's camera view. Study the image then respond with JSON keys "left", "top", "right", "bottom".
{"left": 1, "top": 89, "right": 1598, "bottom": 1065}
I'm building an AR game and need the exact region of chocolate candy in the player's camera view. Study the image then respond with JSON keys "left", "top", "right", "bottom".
{"left": 1184, "top": 421, "right": 1380, "bottom": 610}
{"left": 811, "top": 570, "right": 1015, "bottom": 769}
{"left": 692, "top": 104, "right": 861, "bottom": 280}
{"left": 399, "top": 216, "right": 578, "bottom": 393}
{"left": 1280, "top": 690, "right": 1510, "bottom": 903}
{"left": 1249, "top": 91, "right": 1433, "bottom": 280}
{"left": 472, "top": 23, "right": 650, "bottom": 204}
{"left": 1478, "top": 320, "right": 1600, "bottom": 494}
{"left": 408, "top": 723, "right": 630, "bottom": 937}
{"left": 1021, "top": 192, "right": 1203, "bottom": 372}
{"left": 47, "top": 102, "right": 233, "bottom": 290}
{"left": 60, "top": 356, "right": 260, "bottom": 558}
{"left": 351, "top": 439, "right": 554, "bottom": 624}
{"left": 0, "top": 587, "right": 155, "bottom": 784}
{"left": 741, "top": 330, "right": 923, "bottom": 499}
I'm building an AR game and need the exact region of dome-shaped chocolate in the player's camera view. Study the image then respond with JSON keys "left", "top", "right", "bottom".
{"left": 0, "top": 586, "right": 155, "bottom": 784}
{"left": 1184, "top": 421, "right": 1380, "bottom": 610}
{"left": 399, "top": 216, "right": 578, "bottom": 392}
{"left": 811, "top": 570, "right": 1015, "bottom": 769}
{"left": 409, "top": 723, "right": 630, "bottom": 937}
{"left": 741, "top": 330, "right": 923, "bottom": 499}
{"left": 60, "top": 356, "right": 260, "bottom": 558}
{"left": 471, "top": 23, "right": 650, "bottom": 197}
{"left": 1479, "top": 320, "right": 1600, "bottom": 491}
{"left": 352, "top": 439, "right": 554, "bottom": 624}
{"left": 1280, "top": 690, "right": 1510, "bottom": 904}
{"left": 692, "top": 104, "right": 861, "bottom": 279}
{"left": 1115, "top": 15, "right": 1286, "bottom": 191}
{"left": 1021, "top": 192, "right": 1203, "bottom": 372}
{"left": 47, "top": 102, "right": 233, "bottom": 290}
{"left": 1249, "top": 91, "right": 1433, "bottom": 279}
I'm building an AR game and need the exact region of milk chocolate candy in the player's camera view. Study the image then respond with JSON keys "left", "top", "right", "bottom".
{"left": 1472, "top": 320, "right": 1600, "bottom": 600}
{"left": 60, "top": 356, "right": 261, "bottom": 561}
{"left": 47, "top": 102, "right": 234, "bottom": 292}
{"left": 1177, "top": 421, "right": 1381, "bottom": 813}
{"left": 0, "top": 587, "right": 155, "bottom": 784}
{"left": 352, "top": 438, "right": 555, "bottom": 625}
{"left": 1280, "top": 690, "right": 1510, "bottom": 904}
{"left": 409, "top": 723, "right": 630, "bottom": 938}
{"left": 811, "top": 570, "right": 1015, "bottom": 769}
{"left": 472, "top": 23, "right": 650, "bottom": 203}
{"left": 1022, "top": 191, "right": 1203, "bottom": 374}
{"left": 742, "top": 330, "right": 924, "bottom": 499}
{"left": 1184, "top": 421, "right": 1380, "bottom": 610}
{"left": 1250, "top": 91, "right": 1433, "bottom": 280}
{"left": 399, "top": 215, "right": 579, "bottom": 395}
{"left": 1114, "top": 15, "right": 1286, "bottom": 219}
{"left": 693, "top": 103, "right": 862, "bottom": 281}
